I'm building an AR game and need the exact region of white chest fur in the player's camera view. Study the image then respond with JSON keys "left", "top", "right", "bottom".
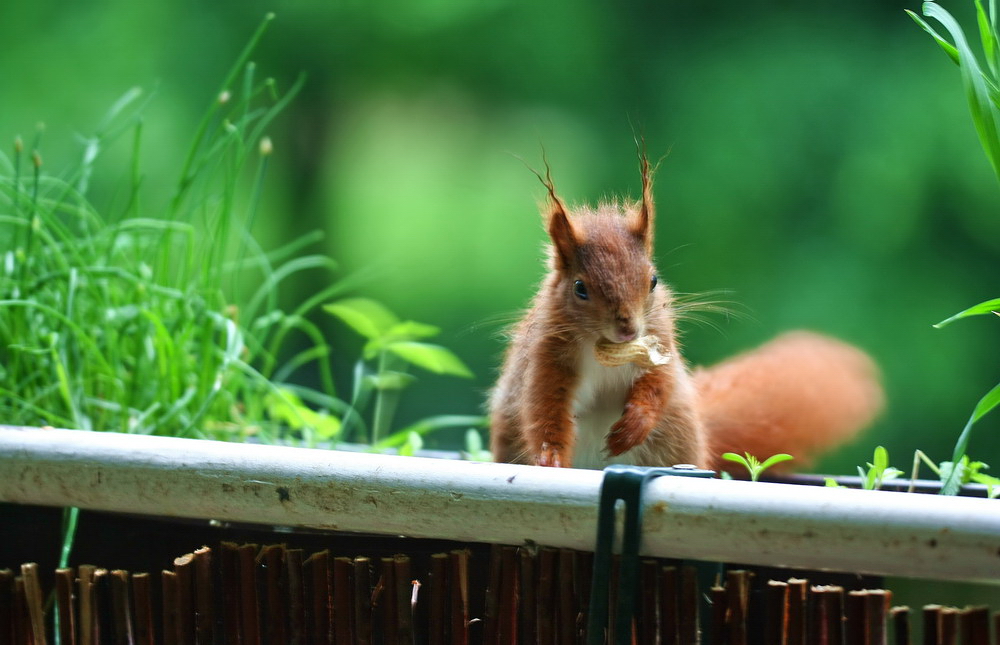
{"left": 572, "top": 347, "right": 641, "bottom": 469}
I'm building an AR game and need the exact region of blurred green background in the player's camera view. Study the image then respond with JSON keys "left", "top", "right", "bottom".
{"left": 2, "top": 0, "right": 997, "bottom": 474}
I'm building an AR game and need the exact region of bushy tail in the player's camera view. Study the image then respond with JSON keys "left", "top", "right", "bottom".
{"left": 694, "top": 331, "right": 884, "bottom": 473}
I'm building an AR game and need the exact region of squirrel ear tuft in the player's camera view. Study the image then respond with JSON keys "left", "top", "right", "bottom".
{"left": 547, "top": 201, "right": 577, "bottom": 272}
{"left": 528, "top": 153, "right": 576, "bottom": 270}
{"left": 632, "top": 151, "right": 655, "bottom": 253}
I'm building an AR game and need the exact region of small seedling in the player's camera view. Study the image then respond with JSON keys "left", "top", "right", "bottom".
{"left": 911, "top": 450, "right": 1000, "bottom": 497}
{"left": 462, "top": 428, "right": 493, "bottom": 462}
{"left": 721, "top": 452, "right": 793, "bottom": 482}
{"left": 975, "top": 472, "right": 1000, "bottom": 499}
{"left": 398, "top": 431, "right": 423, "bottom": 457}
{"left": 858, "top": 445, "right": 903, "bottom": 491}
{"left": 324, "top": 297, "right": 478, "bottom": 446}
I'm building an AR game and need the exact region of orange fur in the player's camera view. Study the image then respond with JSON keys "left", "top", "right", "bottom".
{"left": 696, "top": 331, "right": 884, "bottom": 473}
{"left": 489, "top": 156, "right": 883, "bottom": 472}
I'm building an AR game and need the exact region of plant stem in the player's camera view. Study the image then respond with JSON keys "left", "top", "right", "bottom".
{"left": 908, "top": 450, "right": 921, "bottom": 493}
{"left": 372, "top": 350, "right": 390, "bottom": 444}
{"left": 170, "top": 13, "right": 275, "bottom": 220}
{"left": 59, "top": 506, "right": 79, "bottom": 568}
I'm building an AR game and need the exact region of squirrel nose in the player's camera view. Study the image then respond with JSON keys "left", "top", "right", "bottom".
{"left": 616, "top": 330, "right": 637, "bottom": 343}
{"left": 614, "top": 320, "right": 638, "bottom": 343}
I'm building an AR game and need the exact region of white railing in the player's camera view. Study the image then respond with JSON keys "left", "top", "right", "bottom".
{"left": 1, "top": 426, "right": 998, "bottom": 584}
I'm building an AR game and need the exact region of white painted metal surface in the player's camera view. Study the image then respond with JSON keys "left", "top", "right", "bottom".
{"left": 1, "top": 426, "right": 998, "bottom": 583}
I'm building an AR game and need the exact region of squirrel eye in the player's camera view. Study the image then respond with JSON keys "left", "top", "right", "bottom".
{"left": 573, "top": 280, "right": 589, "bottom": 300}
{"left": 650, "top": 274, "right": 658, "bottom": 292}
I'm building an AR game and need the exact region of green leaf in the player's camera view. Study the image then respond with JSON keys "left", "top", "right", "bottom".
{"left": 883, "top": 468, "right": 904, "bottom": 482}
{"left": 945, "top": 381, "right": 1000, "bottom": 490}
{"left": 859, "top": 446, "right": 900, "bottom": 490}
{"left": 386, "top": 341, "right": 473, "bottom": 378}
{"left": 365, "top": 371, "right": 417, "bottom": 391}
{"left": 398, "top": 430, "right": 423, "bottom": 457}
{"left": 969, "top": 381, "right": 1000, "bottom": 425}
{"left": 360, "top": 320, "right": 441, "bottom": 359}
{"left": 722, "top": 452, "right": 751, "bottom": 467}
{"left": 824, "top": 477, "right": 845, "bottom": 488}
{"left": 324, "top": 298, "right": 400, "bottom": 341}
{"left": 956, "top": 456, "right": 974, "bottom": 483}
{"left": 759, "top": 453, "right": 794, "bottom": 470}
{"left": 934, "top": 297, "right": 1000, "bottom": 327}
{"left": 939, "top": 458, "right": 966, "bottom": 495}
{"left": 966, "top": 460, "right": 990, "bottom": 477}
{"left": 971, "top": 471, "right": 1000, "bottom": 498}
{"left": 265, "top": 388, "right": 303, "bottom": 428}
{"left": 923, "top": 1, "right": 1000, "bottom": 183}
{"left": 385, "top": 320, "right": 441, "bottom": 341}
{"left": 361, "top": 339, "right": 382, "bottom": 361}
{"left": 463, "top": 428, "right": 493, "bottom": 461}
{"left": 465, "top": 428, "right": 483, "bottom": 454}
{"left": 975, "top": 0, "right": 999, "bottom": 76}
{"left": 907, "top": 9, "right": 961, "bottom": 65}
{"left": 265, "top": 388, "right": 342, "bottom": 440}
{"left": 939, "top": 382, "right": 1000, "bottom": 496}
{"left": 863, "top": 465, "right": 877, "bottom": 490}
{"left": 372, "top": 414, "right": 488, "bottom": 450}
{"left": 873, "top": 445, "right": 889, "bottom": 472}
{"left": 723, "top": 452, "right": 785, "bottom": 481}
{"left": 858, "top": 465, "right": 872, "bottom": 489}
{"left": 311, "top": 414, "right": 343, "bottom": 441}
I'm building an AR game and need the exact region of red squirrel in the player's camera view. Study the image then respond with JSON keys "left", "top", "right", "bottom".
{"left": 489, "top": 155, "right": 884, "bottom": 472}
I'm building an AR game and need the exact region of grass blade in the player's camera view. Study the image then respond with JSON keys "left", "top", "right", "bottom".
{"left": 172, "top": 13, "right": 276, "bottom": 214}
{"left": 907, "top": 9, "right": 961, "bottom": 64}
{"left": 941, "top": 382, "right": 1000, "bottom": 494}
{"left": 58, "top": 507, "right": 79, "bottom": 568}
{"left": 923, "top": 1, "right": 1000, "bottom": 183}
{"left": 934, "top": 296, "right": 1000, "bottom": 327}
{"left": 976, "top": 0, "right": 1000, "bottom": 76}
{"left": 244, "top": 254, "right": 337, "bottom": 323}
{"left": 372, "top": 414, "right": 488, "bottom": 450}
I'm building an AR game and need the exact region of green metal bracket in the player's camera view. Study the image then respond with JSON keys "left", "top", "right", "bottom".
{"left": 586, "top": 463, "right": 715, "bottom": 644}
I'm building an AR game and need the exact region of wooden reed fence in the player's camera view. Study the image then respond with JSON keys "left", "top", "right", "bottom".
{"left": 2, "top": 542, "right": 996, "bottom": 645}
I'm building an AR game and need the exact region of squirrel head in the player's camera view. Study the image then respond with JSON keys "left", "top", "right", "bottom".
{"left": 540, "top": 155, "right": 665, "bottom": 345}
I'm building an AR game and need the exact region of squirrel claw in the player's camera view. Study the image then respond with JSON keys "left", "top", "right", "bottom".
{"left": 605, "top": 432, "right": 633, "bottom": 457}
{"left": 607, "top": 409, "right": 652, "bottom": 456}
{"left": 536, "top": 443, "right": 567, "bottom": 468}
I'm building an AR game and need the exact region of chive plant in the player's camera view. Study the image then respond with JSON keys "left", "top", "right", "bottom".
{"left": 0, "top": 13, "right": 481, "bottom": 450}
{"left": 1, "top": 16, "right": 484, "bottom": 586}
{"left": 0, "top": 15, "right": 330, "bottom": 443}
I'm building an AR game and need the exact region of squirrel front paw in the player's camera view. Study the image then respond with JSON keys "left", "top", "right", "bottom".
{"left": 606, "top": 403, "right": 656, "bottom": 456}
{"left": 536, "top": 442, "right": 571, "bottom": 468}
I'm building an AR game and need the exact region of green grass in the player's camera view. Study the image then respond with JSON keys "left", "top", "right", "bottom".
{"left": 0, "top": 15, "right": 334, "bottom": 442}
{"left": 908, "top": 0, "right": 1000, "bottom": 494}
{"left": 0, "top": 16, "right": 486, "bottom": 593}
{"left": 0, "top": 14, "right": 483, "bottom": 452}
